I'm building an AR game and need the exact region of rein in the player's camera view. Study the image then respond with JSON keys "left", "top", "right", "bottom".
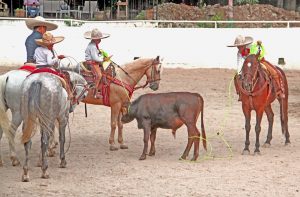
{"left": 112, "top": 59, "right": 161, "bottom": 91}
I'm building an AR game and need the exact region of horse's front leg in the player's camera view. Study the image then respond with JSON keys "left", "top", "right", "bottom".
{"left": 263, "top": 105, "right": 274, "bottom": 147}
{"left": 242, "top": 106, "right": 251, "bottom": 155}
{"left": 117, "top": 112, "right": 128, "bottom": 149}
{"left": 254, "top": 110, "right": 264, "bottom": 155}
{"left": 109, "top": 104, "right": 121, "bottom": 151}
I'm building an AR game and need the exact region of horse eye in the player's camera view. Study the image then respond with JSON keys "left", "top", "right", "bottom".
{"left": 247, "top": 62, "right": 252, "bottom": 67}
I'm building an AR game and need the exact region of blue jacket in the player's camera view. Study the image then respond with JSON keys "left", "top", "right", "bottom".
{"left": 25, "top": 30, "right": 42, "bottom": 62}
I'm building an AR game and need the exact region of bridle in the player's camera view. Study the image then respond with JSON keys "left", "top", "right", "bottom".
{"left": 242, "top": 59, "right": 259, "bottom": 93}
{"left": 238, "top": 56, "right": 269, "bottom": 97}
{"left": 134, "top": 59, "right": 161, "bottom": 90}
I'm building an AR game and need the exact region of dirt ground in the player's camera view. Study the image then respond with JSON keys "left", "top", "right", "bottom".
{"left": 0, "top": 66, "right": 299, "bottom": 196}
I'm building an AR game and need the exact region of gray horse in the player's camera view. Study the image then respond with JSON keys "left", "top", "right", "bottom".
{"left": 20, "top": 71, "right": 87, "bottom": 182}
{"left": 0, "top": 69, "right": 30, "bottom": 166}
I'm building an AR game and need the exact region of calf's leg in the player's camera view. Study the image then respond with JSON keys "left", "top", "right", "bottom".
{"left": 140, "top": 122, "right": 151, "bottom": 160}
{"left": 149, "top": 128, "right": 157, "bottom": 156}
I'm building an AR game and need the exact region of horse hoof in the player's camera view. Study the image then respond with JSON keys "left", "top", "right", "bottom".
{"left": 242, "top": 150, "right": 250, "bottom": 155}
{"left": 139, "top": 155, "right": 146, "bottom": 160}
{"left": 120, "top": 144, "right": 128, "bottom": 149}
{"left": 179, "top": 156, "right": 187, "bottom": 161}
{"left": 41, "top": 172, "right": 50, "bottom": 179}
{"left": 10, "top": 156, "right": 20, "bottom": 166}
{"left": 110, "top": 145, "right": 119, "bottom": 151}
{"left": 60, "top": 160, "right": 67, "bottom": 168}
{"left": 148, "top": 152, "right": 155, "bottom": 156}
{"left": 262, "top": 143, "right": 271, "bottom": 148}
{"left": 285, "top": 142, "right": 291, "bottom": 146}
{"left": 22, "top": 175, "right": 30, "bottom": 182}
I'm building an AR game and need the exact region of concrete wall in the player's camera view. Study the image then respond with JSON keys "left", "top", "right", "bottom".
{"left": 1, "top": 19, "right": 300, "bottom": 69}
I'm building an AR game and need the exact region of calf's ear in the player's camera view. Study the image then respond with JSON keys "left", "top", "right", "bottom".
{"left": 121, "top": 101, "right": 131, "bottom": 115}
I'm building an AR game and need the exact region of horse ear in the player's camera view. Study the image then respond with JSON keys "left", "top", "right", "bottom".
{"left": 155, "top": 56, "right": 160, "bottom": 62}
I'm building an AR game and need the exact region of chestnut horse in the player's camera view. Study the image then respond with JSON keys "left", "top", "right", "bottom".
{"left": 235, "top": 54, "right": 290, "bottom": 155}
{"left": 79, "top": 56, "right": 162, "bottom": 151}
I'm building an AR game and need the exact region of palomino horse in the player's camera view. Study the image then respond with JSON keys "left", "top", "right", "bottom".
{"left": 62, "top": 56, "right": 162, "bottom": 150}
{"left": 235, "top": 54, "right": 290, "bottom": 155}
{"left": 20, "top": 71, "right": 87, "bottom": 181}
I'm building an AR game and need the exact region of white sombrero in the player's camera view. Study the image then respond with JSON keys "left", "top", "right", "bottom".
{"left": 227, "top": 35, "right": 253, "bottom": 47}
{"left": 25, "top": 16, "right": 58, "bottom": 31}
{"left": 84, "top": 28, "right": 110, "bottom": 40}
{"left": 35, "top": 32, "right": 64, "bottom": 47}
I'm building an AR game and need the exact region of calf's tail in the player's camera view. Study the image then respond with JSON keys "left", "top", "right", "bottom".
{"left": 200, "top": 96, "right": 207, "bottom": 151}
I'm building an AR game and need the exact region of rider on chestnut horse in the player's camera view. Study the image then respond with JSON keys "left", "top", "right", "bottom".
{"left": 228, "top": 35, "right": 285, "bottom": 100}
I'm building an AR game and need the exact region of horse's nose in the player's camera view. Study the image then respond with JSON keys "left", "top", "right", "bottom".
{"left": 150, "top": 83, "right": 159, "bottom": 91}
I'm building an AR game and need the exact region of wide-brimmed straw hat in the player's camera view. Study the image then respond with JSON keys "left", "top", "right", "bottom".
{"left": 35, "top": 32, "right": 64, "bottom": 47}
{"left": 84, "top": 28, "right": 110, "bottom": 40}
{"left": 227, "top": 35, "right": 253, "bottom": 47}
{"left": 25, "top": 16, "right": 58, "bottom": 31}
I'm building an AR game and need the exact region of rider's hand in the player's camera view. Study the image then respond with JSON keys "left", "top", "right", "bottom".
{"left": 57, "top": 55, "right": 65, "bottom": 60}
{"left": 103, "top": 55, "right": 113, "bottom": 62}
{"left": 257, "top": 40, "right": 262, "bottom": 46}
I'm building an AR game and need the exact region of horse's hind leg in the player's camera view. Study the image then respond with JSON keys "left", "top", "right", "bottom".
{"left": 22, "top": 140, "right": 32, "bottom": 182}
{"left": 279, "top": 98, "right": 290, "bottom": 145}
{"left": 58, "top": 117, "right": 68, "bottom": 168}
{"left": 41, "top": 128, "right": 50, "bottom": 179}
{"left": 118, "top": 112, "right": 128, "bottom": 149}
{"left": 263, "top": 105, "right": 274, "bottom": 147}
{"left": 8, "top": 112, "right": 22, "bottom": 166}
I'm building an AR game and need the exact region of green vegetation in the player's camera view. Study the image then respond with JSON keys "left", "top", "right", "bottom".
{"left": 235, "top": 0, "right": 259, "bottom": 5}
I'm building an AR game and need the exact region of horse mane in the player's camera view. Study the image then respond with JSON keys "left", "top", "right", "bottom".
{"left": 122, "top": 58, "right": 152, "bottom": 71}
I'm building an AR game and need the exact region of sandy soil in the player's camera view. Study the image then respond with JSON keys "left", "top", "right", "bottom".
{"left": 0, "top": 66, "right": 299, "bottom": 196}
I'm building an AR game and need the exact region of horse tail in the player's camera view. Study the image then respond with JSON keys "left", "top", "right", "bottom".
{"left": 276, "top": 66, "right": 289, "bottom": 135}
{"left": 21, "top": 81, "right": 42, "bottom": 144}
{"left": 199, "top": 94, "right": 207, "bottom": 151}
{"left": 0, "top": 74, "right": 14, "bottom": 144}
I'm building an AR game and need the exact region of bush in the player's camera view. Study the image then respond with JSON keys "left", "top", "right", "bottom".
{"left": 235, "top": 0, "right": 259, "bottom": 5}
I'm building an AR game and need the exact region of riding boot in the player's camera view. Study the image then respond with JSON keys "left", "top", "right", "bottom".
{"left": 273, "top": 78, "right": 285, "bottom": 99}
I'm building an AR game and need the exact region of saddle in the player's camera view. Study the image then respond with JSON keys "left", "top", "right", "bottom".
{"left": 29, "top": 67, "right": 73, "bottom": 99}
{"left": 80, "top": 61, "right": 116, "bottom": 105}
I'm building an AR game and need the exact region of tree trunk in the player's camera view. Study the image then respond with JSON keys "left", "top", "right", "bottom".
{"left": 277, "top": 0, "right": 284, "bottom": 8}
{"left": 284, "top": 0, "right": 297, "bottom": 10}
{"left": 228, "top": 0, "right": 233, "bottom": 20}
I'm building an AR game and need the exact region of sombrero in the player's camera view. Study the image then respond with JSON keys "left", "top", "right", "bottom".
{"left": 227, "top": 35, "right": 253, "bottom": 47}
{"left": 84, "top": 28, "right": 110, "bottom": 40}
{"left": 25, "top": 16, "right": 58, "bottom": 31}
{"left": 35, "top": 32, "right": 64, "bottom": 47}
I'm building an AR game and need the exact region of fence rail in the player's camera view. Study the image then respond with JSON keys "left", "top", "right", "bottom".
{"left": 1, "top": 17, "right": 300, "bottom": 28}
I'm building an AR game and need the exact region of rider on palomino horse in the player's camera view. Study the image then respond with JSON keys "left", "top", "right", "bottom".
{"left": 25, "top": 16, "right": 58, "bottom": 64}
{"left": 84, "top": 28, "right": 112, "bottom": 99}
{"left": 228, "top": 35, "right": 285, "bottom": 100}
